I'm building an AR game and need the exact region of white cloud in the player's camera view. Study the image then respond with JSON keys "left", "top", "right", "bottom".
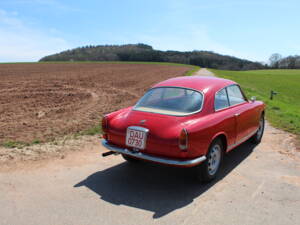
{"left": 0, "top": 9, "right": 70, "bottom": 62}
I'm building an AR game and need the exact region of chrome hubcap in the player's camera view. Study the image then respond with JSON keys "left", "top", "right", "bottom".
{"left": 257, "top": 118, "right": 264, "bottom": 139}
{"left": 208, "top": 144, "right": 221, "bottom": 176}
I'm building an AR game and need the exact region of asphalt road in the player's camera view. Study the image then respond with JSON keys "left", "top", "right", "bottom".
{"left": 0, "top": 122, "right": 299, "bottom": 225}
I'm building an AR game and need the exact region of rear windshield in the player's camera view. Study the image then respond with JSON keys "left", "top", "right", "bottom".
{"left": 134, "top": 87, "right": 204, "bottom": 116}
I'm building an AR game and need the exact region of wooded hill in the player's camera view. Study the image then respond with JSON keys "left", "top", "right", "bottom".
{"left": 40, "top": 44, "right": 264, "bottom": 70}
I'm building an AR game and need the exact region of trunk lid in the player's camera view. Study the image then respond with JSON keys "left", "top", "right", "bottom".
{"left": 108, "top": 109, "right": 186, "bottom": 158}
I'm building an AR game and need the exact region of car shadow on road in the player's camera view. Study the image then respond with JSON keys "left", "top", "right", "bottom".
{"left": 74, "top": 141, "right": 256, "bottom": 218}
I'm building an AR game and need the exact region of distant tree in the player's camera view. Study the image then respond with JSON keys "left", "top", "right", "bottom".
{"left": 286, "top": 56, "right": 296, "bottom": 69}
{"left": 295, "top": 56, "right": 300, "bottom": 68}
{"left": 278, "top": 55, "right": 300, "bottom": 69}
{"left": 269, "top": 53, "right": 282, "bottom": 68}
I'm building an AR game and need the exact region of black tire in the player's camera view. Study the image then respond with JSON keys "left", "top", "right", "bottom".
{"left": 195, "top": 138, "right": 224, "bottom": 183}
{"left": 251, "top": 115, "right": 265, "bottom": 144}
{"left": 122, "top": 154, "right": 140, "bottom": 163}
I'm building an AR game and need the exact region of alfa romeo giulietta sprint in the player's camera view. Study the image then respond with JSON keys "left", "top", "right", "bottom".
{"left": 101, "top": 76, "right": 265, "bottom": 182}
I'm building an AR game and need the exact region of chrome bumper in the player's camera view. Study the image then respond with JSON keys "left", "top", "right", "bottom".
{"left": 101, "top": 140, "right": 206, "bottom": 167}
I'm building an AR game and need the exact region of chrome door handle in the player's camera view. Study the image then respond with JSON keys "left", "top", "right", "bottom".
{"left": 235, "top": 113, "right": 240, "bottom": 117}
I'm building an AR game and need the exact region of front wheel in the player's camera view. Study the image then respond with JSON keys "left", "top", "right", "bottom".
{"left": 195, "top": 138, "right": 224, "bottom": 182}
{"left": 251, "top": 115, "right": 265, "bottom": 144}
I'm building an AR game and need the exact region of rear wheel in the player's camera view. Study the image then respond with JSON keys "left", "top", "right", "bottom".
{"left": 195, "top": 138, "right": 224, "bottom": 182}
{"left": 251, "top": 115, "right": 265, "bottom": 144}
{"left": 122, "top": 154, "right": 140, "bottom": 163}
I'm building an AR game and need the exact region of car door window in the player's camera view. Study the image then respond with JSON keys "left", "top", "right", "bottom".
{"left": 227, "top": 85, "right": 246, "bottom": 106}
{"left": 215, "top": 88, "right": 229, "bottom": 110}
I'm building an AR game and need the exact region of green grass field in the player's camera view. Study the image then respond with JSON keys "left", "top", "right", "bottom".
{"left": 210, "top": 69, "right": 300, "bottom": 138}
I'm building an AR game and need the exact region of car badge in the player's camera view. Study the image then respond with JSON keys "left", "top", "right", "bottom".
{"left": 140, "top": 119, "right": 146, "bottom": 125}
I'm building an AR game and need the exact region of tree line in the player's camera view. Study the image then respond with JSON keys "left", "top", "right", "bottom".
{"left": 39, "top": 44, "right": 265, "bottom": 70}
{"left": 269, "top": 53, "right": 300, "bottom": 69}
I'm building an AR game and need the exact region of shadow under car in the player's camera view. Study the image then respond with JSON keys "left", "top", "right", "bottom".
{"left": 74, "top": 141, "right": 256, "bottom": 218}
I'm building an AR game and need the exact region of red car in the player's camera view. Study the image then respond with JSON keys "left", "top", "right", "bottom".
{"left": 101, "top": 76, "right": 265, "bottom": 182}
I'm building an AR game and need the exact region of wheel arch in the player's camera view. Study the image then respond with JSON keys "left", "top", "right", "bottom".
{"left": 210, "top": 132, "right": 228, "bottom": 153}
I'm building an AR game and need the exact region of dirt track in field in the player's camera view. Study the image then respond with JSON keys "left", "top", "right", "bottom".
{"left": 0, "top": 63, "right": 190, "bottom": 144}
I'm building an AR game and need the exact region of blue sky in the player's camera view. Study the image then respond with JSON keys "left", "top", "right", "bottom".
{"left": 0, "top": 0, "right": 299, "bottom": 62}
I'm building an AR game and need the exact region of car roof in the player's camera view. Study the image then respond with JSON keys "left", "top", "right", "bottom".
{"left": 152, "top": 76, "right": 237, "bottom": 94}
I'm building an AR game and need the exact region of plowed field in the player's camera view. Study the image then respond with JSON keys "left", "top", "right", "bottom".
{"left": 0, "top": 63, "right": 190, "bottom": 144}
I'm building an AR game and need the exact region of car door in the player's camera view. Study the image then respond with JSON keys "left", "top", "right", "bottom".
{"left": 226, "top": 85, "right": 253, "bottom": 143}
{"left": 214, "top": 87, "right": 237, "bottom": 148}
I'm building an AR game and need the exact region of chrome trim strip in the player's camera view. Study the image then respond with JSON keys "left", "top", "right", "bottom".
{"left": 214, "top": 86, "right": 230, "bottom": 112}
{"left": 133, "top": 86, "right": 205, "bottom": 117}
{"left": 228, "top": 128, "right": 258, "bottom": 150}
{"left": 101, "top": 140, "right": 206, "bottom": 166}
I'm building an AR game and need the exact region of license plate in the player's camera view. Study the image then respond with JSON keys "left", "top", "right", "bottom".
{"left": 126, "top": 127, "right": 147, "bottom": 149}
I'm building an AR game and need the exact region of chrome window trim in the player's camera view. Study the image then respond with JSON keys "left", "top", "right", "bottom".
{"left": 214, "top": 87, "right": 230, "bottom": 111}
{"left": 214, "top": 84, "right": 247, "bottom": 112}
{"left": 226, "top": 84, "right": 248, "bottom": 106}
{"left": 133, "top": 86, "right": 205, "bottom": 117}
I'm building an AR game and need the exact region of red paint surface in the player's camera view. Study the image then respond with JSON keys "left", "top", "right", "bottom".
{"left": 104, "top": 76, "right": 265, "bottom": 163}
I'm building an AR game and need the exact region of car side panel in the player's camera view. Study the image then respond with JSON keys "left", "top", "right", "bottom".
{"left": 234, "top": 102, "right": 255, "bottom": 142}
{"left": 250, "top": 101, "right": 265, "bottom": 132}
{"left": 187, "top": 109, "right": 237, "bottom": 157}
{"left": 187, "top": 101, "right": 265, "bottom": 157}
{"left": 234, "top": 101, "right": 264, "bottom": 143}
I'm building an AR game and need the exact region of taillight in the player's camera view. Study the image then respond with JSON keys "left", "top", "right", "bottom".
{"left": 179, "top": 128, "right": 188, "bottom": 151}
{"left": 102, "top": 116, "right": 108, "bottom": 139}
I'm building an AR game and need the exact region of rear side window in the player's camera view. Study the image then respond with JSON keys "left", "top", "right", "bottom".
{"left": 215, "top": 88, "right": 229, "bottom": 110}
{"left": 227, "top": 85, "right": 246, "bottom": 106}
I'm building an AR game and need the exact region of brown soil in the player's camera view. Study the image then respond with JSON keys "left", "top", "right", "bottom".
{"left": 0, "top": 63, "right": 190, "bottom": 144}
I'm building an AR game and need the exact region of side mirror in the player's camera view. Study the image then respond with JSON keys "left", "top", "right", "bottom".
{"left": 250, "top": 96, "right": 256, "bottom": 102}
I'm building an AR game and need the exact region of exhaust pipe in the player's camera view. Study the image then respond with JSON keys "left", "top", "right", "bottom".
{"left": 102, "top": 151, "right": 116, "bottom": 157}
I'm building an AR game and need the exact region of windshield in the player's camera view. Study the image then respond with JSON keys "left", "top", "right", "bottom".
{"left": 134, "top": 87, "right": 204, "bottom": 116}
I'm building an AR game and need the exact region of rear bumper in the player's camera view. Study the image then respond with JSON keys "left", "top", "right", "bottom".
{"left": 101, "top": 140, "right": 206, "bottom": 167}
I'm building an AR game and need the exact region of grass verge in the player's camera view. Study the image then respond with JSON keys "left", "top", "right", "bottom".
{"left": 77, "top": 124, "right": 102, "bottom": 136}
{"left": 2, "top": 140, "right": 41, "bottom": 149}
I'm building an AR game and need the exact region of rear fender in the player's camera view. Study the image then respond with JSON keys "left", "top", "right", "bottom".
{"left": 106, "top": 107, "right": 132, "bottom": 120}
{"left": 209, "top": 132, "right": 228, "bottom": 152}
